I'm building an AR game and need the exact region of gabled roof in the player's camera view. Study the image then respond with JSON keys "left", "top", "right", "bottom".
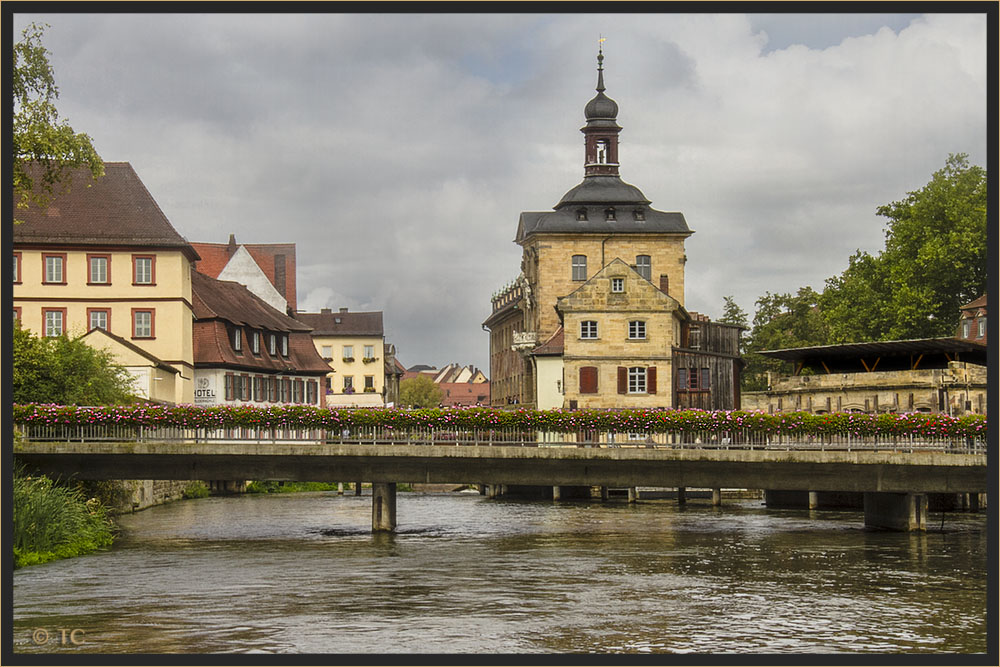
{"left": 191, "top": 236, "right": 297, "bottom": 311}
{"left": 13, "top": 162, "right": 199, "bottom": 261}
{"left": 79, "top": 328, "right": 178, "bottom": 374}
{"left": 296, "top": 309, "right": 384, "bottom": 337}
{"left": 961, "top": 294, "right": 987, "bottom": 311}
{"left": 557, "top": 258, "right": 683, "bottom": 313}
{"left": 191, "top": 270, "right": 310, "bottom": 333}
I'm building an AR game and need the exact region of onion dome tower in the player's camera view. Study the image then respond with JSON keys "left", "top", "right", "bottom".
{"left": 582, "top": 45, "right": 621, "bottom": 177}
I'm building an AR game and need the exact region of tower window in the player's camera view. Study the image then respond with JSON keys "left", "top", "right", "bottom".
{"left": 633, "top": 209, "right": 645, "bottom": 221}
{"left": 596, "top": 140, "right": 608, "bottom": 164}
{"left": 576, "top": 208, "right": 588, "bottom": 221}
{"left": 605, "top": 207, "right": 616, "bottom": 221}
{"left": 571, "top": 255, "right": 587, "bottom": 281}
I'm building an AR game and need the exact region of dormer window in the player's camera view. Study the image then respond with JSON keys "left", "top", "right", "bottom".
{"left": 605, "top": 207, "right": 616, "bottom": 221}
{"left": 633, "top": 209, "right": 645, "bottom": 221}
{"left": 232, "top": 327, "right": 242, "bottom": 352}
{"left": 576, "top": 208, "right": 588, "bottom": 221}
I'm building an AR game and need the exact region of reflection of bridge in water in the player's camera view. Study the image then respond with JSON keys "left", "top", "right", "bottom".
{"left": 15, "top": 425, "right": 987, "bottom": 533}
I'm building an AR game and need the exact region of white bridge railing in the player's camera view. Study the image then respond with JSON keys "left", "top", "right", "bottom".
{"left": 15, "top": 424, "right": 986, "bottom": 455}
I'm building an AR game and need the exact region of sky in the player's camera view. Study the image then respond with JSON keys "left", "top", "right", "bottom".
{"left": 11, "top": 10, "right": 988, "bottom": 374}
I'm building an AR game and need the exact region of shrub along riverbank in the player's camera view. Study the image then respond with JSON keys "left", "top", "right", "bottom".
{"left": 12, "top": 467, "right": 115, "bottom": 569}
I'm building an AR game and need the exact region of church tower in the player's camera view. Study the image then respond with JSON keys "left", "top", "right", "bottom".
{"left": 485, "top": 47, "right": 696, "bottom": 408}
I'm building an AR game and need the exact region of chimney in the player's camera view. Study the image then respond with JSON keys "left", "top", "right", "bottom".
{"left": 659, "top": 274, "right": 669, "bottom": 293}
{"left": 227, "top": 233, "right": 237, "bottom": 254}
{"left": 320, "top": 308, "right": 331, "bottom": 314}
{"left": 340, "top": 307, "right": 349, "bottom": 313}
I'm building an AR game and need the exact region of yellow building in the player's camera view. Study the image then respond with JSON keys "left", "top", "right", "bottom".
{"left": 295, "top": 308, "right": 388, "bottom": 407}
{"left": 13, "top": 163, "right": 199, "bottom": 403}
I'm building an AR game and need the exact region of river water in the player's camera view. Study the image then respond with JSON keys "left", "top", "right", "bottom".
{"left": 12, "top": 490, "right": 988, "bottom": 655}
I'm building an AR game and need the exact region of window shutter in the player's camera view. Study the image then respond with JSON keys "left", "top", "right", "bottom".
{"left": 617, "top": 367, "right": 627, "bottom": 394}
{"left": 678, "top": 368, "right": 687, "bottom": 391}
{"left": 580, "top": 366, "right": 598, "bottom": 394}
{"left": 701, "top": 368, "right": 711, "bottom": 390}
{"left": 647, "top": 367, "right": 657, "bottom": 394}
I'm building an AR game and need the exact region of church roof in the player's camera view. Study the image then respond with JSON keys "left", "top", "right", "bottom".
{"left": 516, "top": 202, "right": 690, "bottom": 242}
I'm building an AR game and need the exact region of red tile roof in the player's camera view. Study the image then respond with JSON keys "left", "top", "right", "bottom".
{"left": 13, "top": 162, "right": 199, "bottom": 261}
{"left": 438, "top": 382, "right": 491, "bottom": 407}
{"left": 532, "top": 327, "right": 564, "bottom": 356}
{"left": 190, "top": 237, "right": 298, "bottom": 311}
{"left": 191, "top": 270, "right": 328, "bottom": 375}
{"left": 296, "top": 309, "right": 384, "bottom": 336}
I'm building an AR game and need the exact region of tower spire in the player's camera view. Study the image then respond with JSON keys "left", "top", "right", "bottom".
{"left": 597, "top": 35, "right": 606, "bottom": 92}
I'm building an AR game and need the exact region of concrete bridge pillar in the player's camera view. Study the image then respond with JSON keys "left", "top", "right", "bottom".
{"left": 863, "top": 492, "right": 927, "bottom": 531}
{"left": 808, "top": 491, "right": 819, "bottom": 509}
{"left": 600, "top": 486, "right": 609, "bottom": 502}
{"left": 677, "top": 487, "right": 686, "bottom": 505}
{"left": 627, "top": 487, "right": 637, "bottom": 503}
{"left": 372, "top": 482, "right": 397, "bottom": 532}
{"left": 337, "top": 482, "right": 344, "bottom": 495}
{"left": 552, "top": 486, "right": 562, "bottom": 501}
{"left": 355, "top": 482, "right": 362, "bottom": 496}
{"left": 712, "top": 488, "right": 722, "bottom": 506}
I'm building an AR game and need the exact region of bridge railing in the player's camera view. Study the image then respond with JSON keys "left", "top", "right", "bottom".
{"left": 15, "top": 424, "right": 986, "bottom": 454}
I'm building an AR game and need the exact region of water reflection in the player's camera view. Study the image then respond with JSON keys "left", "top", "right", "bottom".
{"left": 13, "top": 492, "right": 987, "bottom": 654}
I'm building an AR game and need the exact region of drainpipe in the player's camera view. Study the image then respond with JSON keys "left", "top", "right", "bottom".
{"left": 601, "top": 235, "right": 612, "bottom": 268}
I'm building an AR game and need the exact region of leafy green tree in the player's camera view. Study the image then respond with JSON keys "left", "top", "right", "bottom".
{"left": 717, "top": 295, "right": 749, "bottom": 331}
{"left": 399, "top": 375, "right": 444, "bottom": 408}
{"left": 13, "top": 323, "right": 135, "bottom": 405}
{"left": 821, "top": 154, "right": 986, "bottom": 342}
{"left": 742, "top": 287, "right": 830, "bottom": 391}
{"left": 13, "top": 22, "right": 103, "bottom": 215}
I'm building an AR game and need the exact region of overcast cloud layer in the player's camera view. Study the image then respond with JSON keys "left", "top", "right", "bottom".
{"left": 12, "top": 11, "right": 987, "bottom": 373}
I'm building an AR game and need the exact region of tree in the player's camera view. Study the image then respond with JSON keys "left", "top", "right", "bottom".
{"left": 399, "top": 375, "right": 444, "bottom": 408}
{"left": 742, "top": 287, "right": 830, "bottom": 391}
{"left": 821, "top": 154, "right": 987, "bottom": 341}
{"left": 717, "top": 295, "right": 749, "bottom": 329}
{"left": 13, "top": 22, "right": 103, "bottom": 215}
{"left": 13, "top": 323, "right": 136, "bottom": 405}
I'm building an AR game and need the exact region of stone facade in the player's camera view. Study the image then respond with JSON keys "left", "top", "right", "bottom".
{"left": 742, "top": 362, "right": 987, "bottom": 415}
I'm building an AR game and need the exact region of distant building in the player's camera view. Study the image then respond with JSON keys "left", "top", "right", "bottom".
{"left": 742, "top": 313, "right": 988, "bottom": 416}
{"left": 400, "top": 363, "right": 490, "bottom": 407}
{"left": 296, "top": 308, "right": 389, "bottom": 407}
{"left": 191, "top": 271, "right": 329, "bottom": 407}
{"left": 483, "top": 50, "right": 740, "bottom": 411}
{"left": 957, "top": 294, "right": 987, "bottom": 343}
{"left": 13, "top": 162, "right": 200, "bottom": 404}
{"left": 191, "top": 234, "right": 297, "bottom": 314}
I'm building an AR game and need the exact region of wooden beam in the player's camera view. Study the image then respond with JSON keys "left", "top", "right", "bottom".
{"left": 794, "top": 361, "right": 804, "bottom": 376}
{"left": 943, "top": 352, "right": 952, "bottom": 362}
{"left": 869, "top": 357, "right": 880, "bottom": 372}
{"left": 860, "top": 358, "right": 871, "bottom": 373}
{"left": 912, "top": 353, "right": 924, "bottom": 370}
{"left": 820, "top": 360, "right": 831, "bottom": 374}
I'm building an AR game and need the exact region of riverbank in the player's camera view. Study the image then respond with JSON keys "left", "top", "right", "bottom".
{"left": 12, "top": 470, "right": 114, "bottom": 569}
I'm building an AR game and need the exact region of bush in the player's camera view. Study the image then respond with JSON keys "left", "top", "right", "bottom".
{"left": 13, "top": 467, "right": 114, "bottom": 569}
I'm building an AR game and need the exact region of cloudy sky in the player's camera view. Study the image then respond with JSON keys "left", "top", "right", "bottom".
{"left": 12, "top": 10, "right": 987, "bottom": 373}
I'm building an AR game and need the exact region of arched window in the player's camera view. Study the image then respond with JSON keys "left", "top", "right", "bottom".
{"left": 596, "top": 140, "right": 608, "bottom": 164}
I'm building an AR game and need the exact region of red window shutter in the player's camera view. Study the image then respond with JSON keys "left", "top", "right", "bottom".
{"left": 580, "top": 366, "right": 598, "bottom": 394}
{"left": 647, "top": 366, "right": 657, "bottom": 394}
{"left": 617, "top": 367, "right": 627, "bottom": 394}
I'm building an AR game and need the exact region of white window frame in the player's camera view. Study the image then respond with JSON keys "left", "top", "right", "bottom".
{"left": 89, "top": 310, "right": 108, "bottom": 331}
{"left": 628, "top": 366, "right": 647, "bottom": 394}
{"left": 269, "top": 334, "right": 277, "bottom": 355}
{"left": 233, "top": 327, "right": 242, "bottom": 351}
{"left": 134, "top": 311, "right": 152, "bottom": 338}
{"left": 134, "top": 257, "right": 153, "bottom": 284}
{"left": 281, "top": 334, "right": 289, "bottom": 357}
{"left": 343, "top": 345, "right": 354, "bottom": 360}
{"left": 89, "top": 256, "right": 108, "bottom": 284}
{"left": 611, "top": 278, "right": 624, "bottom": 293}
{"left": 628, "top": 320, "right": 646, "bottom": 340}
{"left": 580, "top": 320, "right": 598, "bottom": 339}
{"left": 321, "top": 345, "right": 333, "bottom": 358}
{"left": 978, "top": 317, "right": 986, "bottom": 338}
{"left": 44, "top": 311, "right": 63, "bottom": 337}
{"left": 572, "top": 255, "right": 587, "bottom": 281}
{"left": 364, "top": 344, "right": 375, "bottom": 359}
{"left": 251, "top": 330, "right": 260, "bottom": 354}
{"left": 45, "top": 256, "right": 63, "bottom": 283}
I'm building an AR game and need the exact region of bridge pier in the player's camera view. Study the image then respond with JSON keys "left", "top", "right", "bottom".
{"left": 372, "top": 482, "right": 397, "bottom": 532}
{"left": 600, "top": 486, "right": 609, "bottom": 502}
{"left": 863, "top": 492, "right": 927, "bottom": 531}
{"left": 677, "top": 487, "right": 686, "bottom": 505}
{"left": 337, "top": 482, "right": 344, "bottom": 495}
{"left": 627, "top": 487, "right": 637, "bottom": 503}
{"left": 712, "top": 488, "right": 722, "bottom": 506}
{"left": 355, "top": 482, "right": 362, "bottom": 496}
{"left": 552, "top": 485, "right": 561, "bottom": 501}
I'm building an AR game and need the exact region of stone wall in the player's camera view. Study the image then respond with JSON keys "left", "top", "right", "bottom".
{"left": 742, "top": 362, "right": 987, "bottom": 415}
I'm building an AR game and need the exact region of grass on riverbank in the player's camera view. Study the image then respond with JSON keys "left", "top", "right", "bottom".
{"left": 12, "top": 468, "right": 115, "bottom": 569}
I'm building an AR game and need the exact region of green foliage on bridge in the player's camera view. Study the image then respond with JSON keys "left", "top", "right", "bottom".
{"left": 11, "top": 403, "right": 986, "bottom": 440}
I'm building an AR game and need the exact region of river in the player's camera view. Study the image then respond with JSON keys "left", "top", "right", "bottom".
{"left": 12, "top": 490, "right": 988, "bottom": 655}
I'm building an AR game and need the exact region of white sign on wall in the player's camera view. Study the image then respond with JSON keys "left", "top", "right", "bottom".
{"left": 194, "top": 374, "right": 217, "bottom": 405}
